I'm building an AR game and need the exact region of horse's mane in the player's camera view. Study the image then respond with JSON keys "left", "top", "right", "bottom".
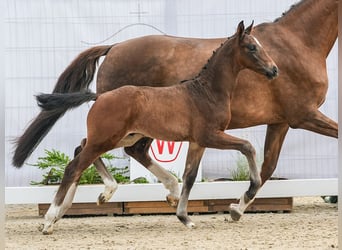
{"left": 274, "top": 0, "right": 304, "bottom": 22}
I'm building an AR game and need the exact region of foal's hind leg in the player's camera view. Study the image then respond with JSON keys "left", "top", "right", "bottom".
{"left": 76, "top": 139, "right": 118, "bottom": 205}
{"left": 41, "top": 146, "right": 102, "bottom": 235}
{"left": 124, "top": 137, "right": 180, "bottom": 207}
{"left": 203, "top": 131, "right": 261, "bottom": 221}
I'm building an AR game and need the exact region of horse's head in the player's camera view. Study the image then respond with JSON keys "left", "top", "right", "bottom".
{"left": 235, "top": 21, "right": 278, "bottom": 80}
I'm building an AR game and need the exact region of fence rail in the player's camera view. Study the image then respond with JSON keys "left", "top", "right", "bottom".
{"left": 5, "top": 178, "right": 337, "bottom": 204}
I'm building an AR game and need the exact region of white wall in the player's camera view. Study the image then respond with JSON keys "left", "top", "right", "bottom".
{"left": 5, "top": 0, "right": 337, "bottom": 186}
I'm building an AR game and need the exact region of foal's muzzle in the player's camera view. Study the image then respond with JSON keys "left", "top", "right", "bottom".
{"left": 265, "top": 65, "right": 278, "bottom": 80}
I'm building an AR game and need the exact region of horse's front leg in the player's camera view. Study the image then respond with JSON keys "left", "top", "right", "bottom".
{"left": 75, "top": 139, "right": 118, "bottom": 205}
{"left": 125, "top": 137, "right": 180, "bottom": 207}
{"left": 260, "top": 123, "right": 289, "bottom": 184}
{"left": 40, "top": 149, "right": 98, "bottom": 235}
{"left": 203, "top": 131, "right": 261, "bottom": 221}
{"left": 176, "top": 142, "right": 205, "bottom": 228}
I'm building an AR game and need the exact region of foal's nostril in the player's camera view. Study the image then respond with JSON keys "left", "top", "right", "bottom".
{"left": 270, "top": 65, "right": 278, "bottom": 78}
{"left": 265, "top": 65, "right": 278, "bottom": 80}
{"left": 273, "top": 66, "right": 278, "bottom": 75}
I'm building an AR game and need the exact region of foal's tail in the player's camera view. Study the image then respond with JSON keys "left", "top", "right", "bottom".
{"left": 36, "top": 91, "right": 97, "bottom": 112}
{"left": 12, "top": 45, "right": 113, "bottom": 168}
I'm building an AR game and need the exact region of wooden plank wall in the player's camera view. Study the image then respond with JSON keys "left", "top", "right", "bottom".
{"left": 38, "top": 197, "right": 293, "bottom": 216}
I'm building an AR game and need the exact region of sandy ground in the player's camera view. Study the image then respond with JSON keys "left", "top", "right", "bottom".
{"left": 5, "top": 197, "right": 338, "bottom": 250}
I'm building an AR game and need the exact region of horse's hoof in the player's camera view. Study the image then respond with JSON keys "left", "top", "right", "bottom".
{"left": 166, "top": 195, "right": 179, "bottom": 207}
{"left": 229, "top": 203, "right": 243, "bottom": 221}
{"left": 97, "top": 193, "right": 106, "bottom": 205}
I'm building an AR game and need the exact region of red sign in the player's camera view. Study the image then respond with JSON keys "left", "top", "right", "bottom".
{"left": 150, "top": 140, "right": 183, "bottom": 163}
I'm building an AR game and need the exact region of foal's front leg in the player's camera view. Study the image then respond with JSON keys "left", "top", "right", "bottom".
{"left": 176, "top": 142, "right": 205, "bottom": 228}
{"left": 204, "top": 131, "right": 261, "bottom": 221}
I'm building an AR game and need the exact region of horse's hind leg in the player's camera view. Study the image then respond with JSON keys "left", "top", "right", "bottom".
{"left": 75, "top": 139, "right": 118, "bottom": 205}
{"left": 41, "top": 146, "right": 101, "bottom": 235}
{"left": 124, "top": 137, "right": 180, "bottom": 207}
{"left": 176, "top": 143, "right": 205, "bottom": 228}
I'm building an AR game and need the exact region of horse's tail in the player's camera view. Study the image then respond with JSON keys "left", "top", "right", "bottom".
{"left": 12, "top": 45, "right": 113, "bottom": 168}
{"left": 36, "top": 91, "right": 97, "bottom": 112}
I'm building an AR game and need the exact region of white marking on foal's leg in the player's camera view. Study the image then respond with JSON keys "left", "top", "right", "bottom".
{"left": 229, "top": 193, "right": 255, "bottom": 222}
{"left": 41, "top": 182, "right": 78, "bottom": 235}
{"left": 177, "top": 194, "right": 195, "bottom": 229}
{"left": 94, "top": 158, "right": 118, "bottom": 205}
{"left": 148, "top": 161, "right": 180, "bottom": 207}
{"left": 97, "top": 176, "right": 118, "bottom": 205}
{"left": 229, "top": 145, "right": 262, "bottom": 221}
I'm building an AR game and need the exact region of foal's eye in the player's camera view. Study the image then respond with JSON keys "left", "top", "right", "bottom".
{"left": 247, "top": 44, "right": 257, "bottom": 52}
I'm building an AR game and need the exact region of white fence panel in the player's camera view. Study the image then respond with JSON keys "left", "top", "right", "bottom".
{"left": 5, "top": 178, "right": 338, "bottom": 204}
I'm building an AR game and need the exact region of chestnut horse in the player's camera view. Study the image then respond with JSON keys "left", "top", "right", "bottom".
{"left": 36, "top": 21, "right": 278, "bottom": 234}
{"left": 13, "top": 0, "right": 337, "bottom": 220}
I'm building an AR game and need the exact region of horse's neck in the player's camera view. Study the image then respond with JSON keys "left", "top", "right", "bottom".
{"left": 277, "top": 0, "right": 337, "bottom": 57}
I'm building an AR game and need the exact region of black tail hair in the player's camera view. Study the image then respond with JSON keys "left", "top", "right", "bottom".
{"left": 12, "top": 45, "right": 113, "bottom": 168}
{"left": 36, "top": 91, "right": 97, "bottom": 112}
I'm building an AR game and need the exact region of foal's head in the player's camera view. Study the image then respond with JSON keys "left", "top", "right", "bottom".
{"left": 234, "top": 21, "right": 278, "bottom": 80}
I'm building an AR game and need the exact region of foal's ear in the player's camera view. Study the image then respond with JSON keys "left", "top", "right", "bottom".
{"left": 245, "top": 21, "right": 254, "bottom": 35}
{"left": 237, "top": 21, "right": 245, "bottom": 40}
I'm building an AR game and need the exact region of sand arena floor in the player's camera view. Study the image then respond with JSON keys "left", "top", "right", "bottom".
{"left": 5, "top": 196, "right": 338, "bottom": 249}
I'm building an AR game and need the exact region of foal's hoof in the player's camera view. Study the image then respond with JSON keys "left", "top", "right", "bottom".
{"left": 177, "top": 215, "right": 196, "bottom": 229}
{"left": 185, "top": 221, "right": 196, "bottom": 229}
{"left": 42, "top": 229, "right": 53, "bottom": 235}
{"left": 97, "top": 193, "right": 106, "bottom": 205}
{"left": 229, "top": 203, "right": 243, "bottom": 221}
{"left": 40, "top": 224, "right": 54, "bottom": 235}
{"left": 166, "top": 195, "right": 179, "bottom": 208}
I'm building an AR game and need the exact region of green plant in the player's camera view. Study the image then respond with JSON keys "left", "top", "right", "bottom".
{"left": 29, "top": 149, "right": 70, "bottom": 185}
{"left": 230, "top": 153, "right": 250, "bottom": 181}
{"left": 131, "top": 177, "right": 149, "bottom": 184}
{"left": 29, "top": 149, "right": 135, "bottom": 185}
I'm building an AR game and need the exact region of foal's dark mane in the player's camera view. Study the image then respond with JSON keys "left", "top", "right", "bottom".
{"left": 198, "top": 37, "right": 231, "bottom": 76}
{"left": 181, "top": 35, "right": 232, "bottom": 84}
{"left": 183, "top": 34, "right": 237, "bottom": 101}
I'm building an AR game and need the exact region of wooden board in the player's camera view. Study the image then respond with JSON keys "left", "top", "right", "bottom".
{"left": 207, "top": 198, "right": 293, "bottom": 213}
{"left": 38, "top": 197, "right": 292, "bottom": 216}
{"left": 38, "top": 202, "right": 123, "bottom": 216}
{"left": 124, "top": 200, "right": 208, "bottom": 214}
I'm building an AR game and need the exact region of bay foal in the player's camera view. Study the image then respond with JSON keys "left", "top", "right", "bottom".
{"left": 37, "top": 21, "right": 278, "bottom": 234}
